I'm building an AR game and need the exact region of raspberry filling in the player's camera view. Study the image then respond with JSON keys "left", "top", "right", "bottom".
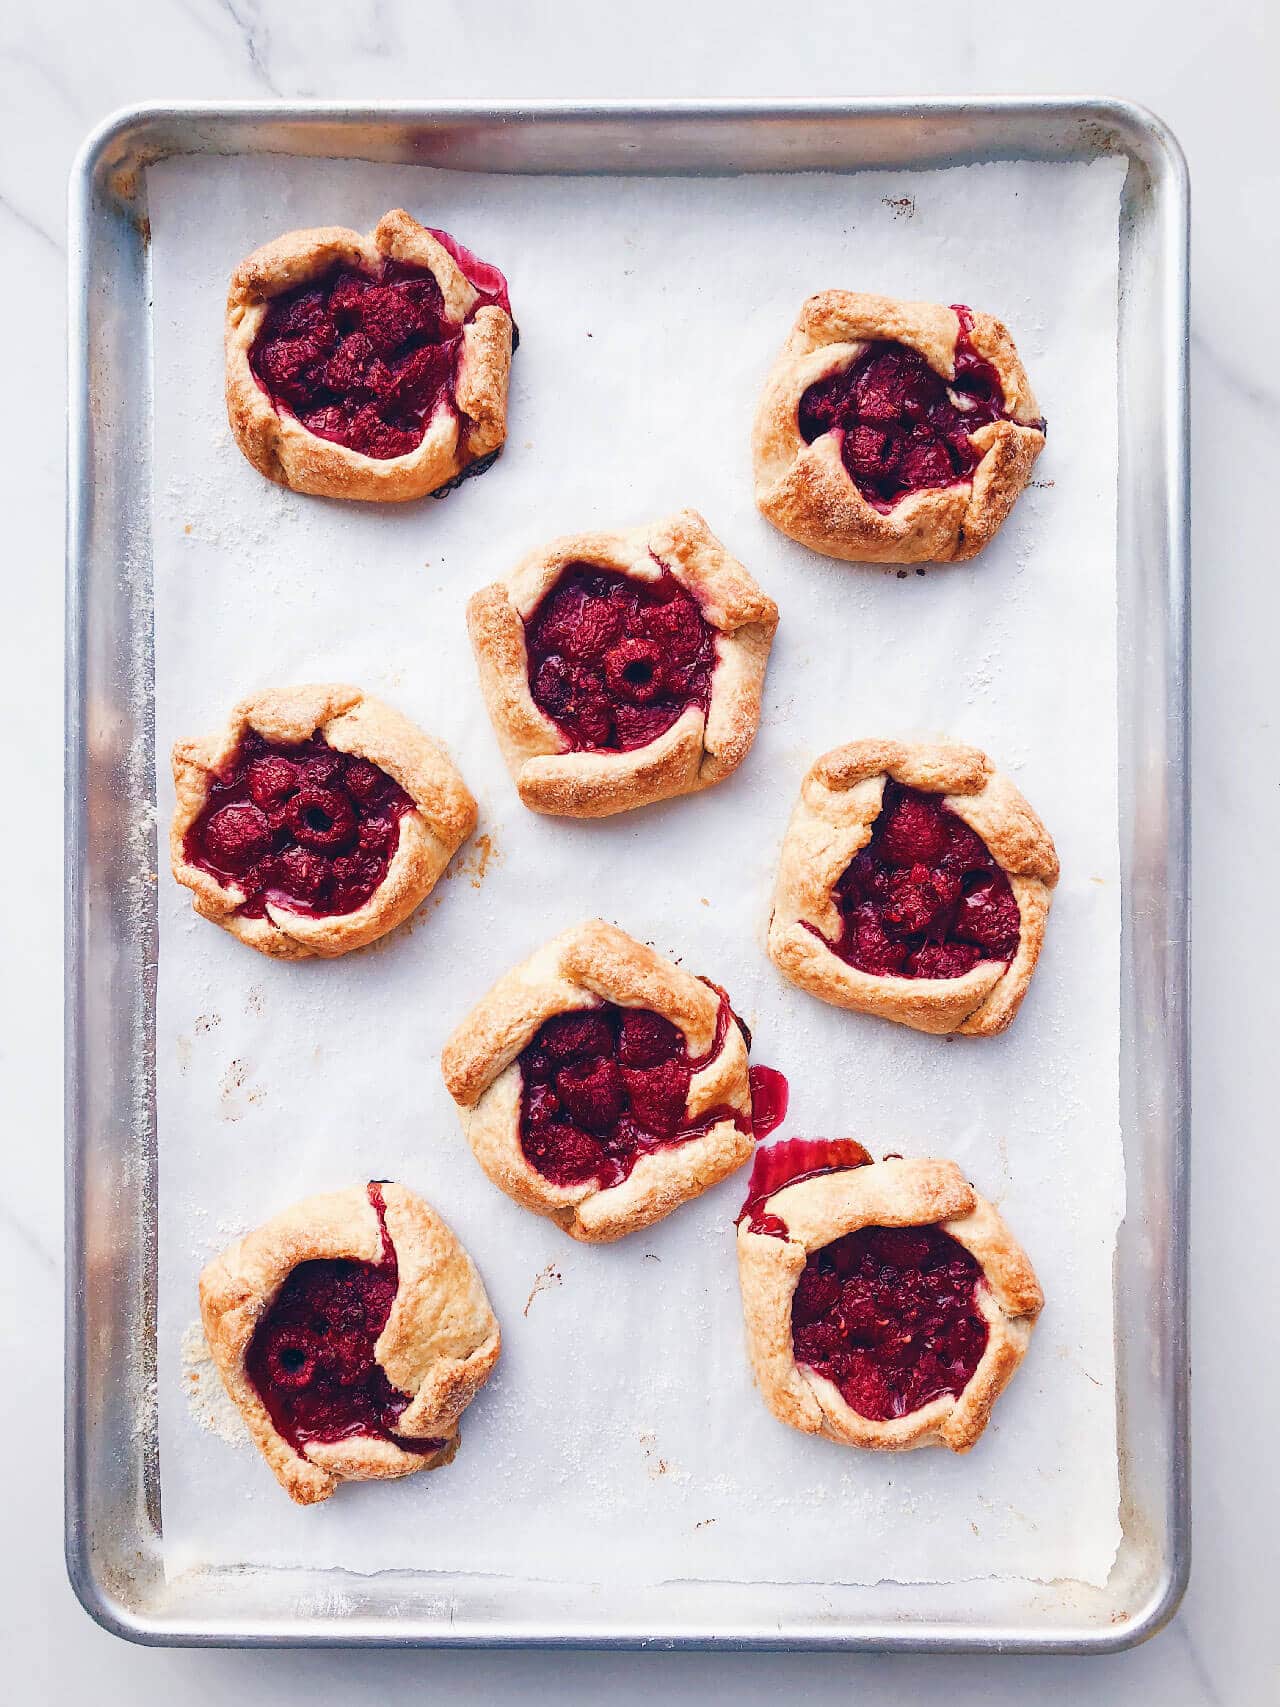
{"left": 792, "top": 1222, "right": 988, "bottom": 1421}
{"left": 518, "top": 988, "right": 768, "bottom": 1191}
{"left": 524, "top": 564, "right": 717, "bottom": 753}
{"left": 737, "top": 1137, "right": 874, "bottom": 1237}
{"left": 246, "top": 1184, "right": 443, "bottom": 1457}
{"left": 746, "top": 1065, "right": 789, "bottom": 1145}
{"left": 797, "top": 304, "right": 1034, "bottom": 512}
{"left": 184, "top": 731, "right": 414, "bottom": 920}
{"left": 249, "top": 230, "right": 510, "bottom": 461}
{"left": 817, "top": 781, "right": 1021, "bottom": 980}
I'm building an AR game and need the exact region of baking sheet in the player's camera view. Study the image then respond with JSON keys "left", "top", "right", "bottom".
{"left": 151, "top": 151, "right": 1126, "bottom": 1590}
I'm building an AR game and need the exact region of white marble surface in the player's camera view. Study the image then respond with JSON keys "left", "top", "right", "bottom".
{"left": 1, "top": 1, "right": 1273, "bottom": 1700}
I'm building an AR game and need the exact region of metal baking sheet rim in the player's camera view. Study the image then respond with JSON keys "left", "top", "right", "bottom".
{"left": 64, "top": 98, "right": 1190, "bottom": 1652}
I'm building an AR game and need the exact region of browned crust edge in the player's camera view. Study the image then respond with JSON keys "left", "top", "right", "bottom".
{"left": 170, "top": 683, "right": 477, "bottom": 960}
{"left": 752, "top": 291, "right": 1044, "bottom": 564}
{"left": 224, "top": 209, "right": 513, "bottom": 502}
{"left": 766, "top": 738, "right": 1058, "bottom": 1036}
{"left": 198, "top": 1181, "right": 501, "bottom": 1504}
{"left": 466, "top": 509, "right": 779, "bottom": 818}
{"left": 736, "top": 1156, "right": 1043, "bottom": 1452}
{"left": 440, "top": 919, "right": 753, "bottom": 1241}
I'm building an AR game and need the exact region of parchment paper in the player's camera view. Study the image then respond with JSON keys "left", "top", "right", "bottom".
{"left": 151, "top": 152, "right": 1126, "bottom": 1589}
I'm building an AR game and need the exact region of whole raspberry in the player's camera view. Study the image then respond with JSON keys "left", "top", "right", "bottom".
{"left": 906, "top": 942, "right": 982, "bottom": 979}
{"left": 616, "top": 1008, "right": 682, "bottom": 1068}
{"left": 797, "top": 369, "right": 849, "bottom": 438}
{"left": 793, "top": 1320, "right": 843, "bottom": 1367}
{"left": 612, "top": 701, "right": 679, "bottom": 749}
{"left": 639, "top": 589, "right": 705, "bottom": 660}
{"left": 530, "top": 1125, "right": 605, "bottom": 1185}
{"left": 355, "top": 284, "right": 423, "bottom": 355}
{"left": 272, "top": 845, "right": 330, "bottom": 904}
{"left": 839, "top": 1283, "right": 881, "bottom": 1344}
{"left": 327, "top": 1339, "right": 376, "bottom": 1388}
{"left": 388, "top": 273, "right": 448, "bottom": 336}
{"left": 341, "top": 757, "right": 384, "bottom": 806}
{"left": 350, "top": 407, "right": 420, "bottom": 459}
{"left": 300, "top": 746, "right": 345, "bottom": 789}
{"left": 601, "top": 1115, "right": 652, "bottom": 1162}
{"left": 877, "top": 793, "right": 947, "bottom": 866}
{"left": 257, "top": 337, "right": 325, "bottom": 407}
{"left": 266, "top": 1333, "right": 317, "bottom": 1390}
{"left": 854, "top": 348, "right": 918, "bottom": 422}
{"left": 269, "top": 288, "right": 329, "bottom": 340}
{"left": 792, "top": 1264, "right": 841, "bottom": 1324}
{"left": 844, "top": 902, "right": 908, "bottom": 976}
{"left": 531, "top": 657, "right": 614, "bottom": 746}
{"left": 329, "top": 273, "right": 370, "bottom": 319}
{"left": 883, "top": 865, "right": 960, "bottom": 936}
{"left": 286, "top": 786, "right": 357, "bottom": 851}
{"left": 839, "top": 1362, "right": 894, "bottom": 1421}
{"left": 621, "top": 1057, "right": 690, "bottom": 1138}
{"left": 939, "top": 814, "right": 991, "bottom": 873}
{"left": 536, "top": 589, "right": 625, "bottom": 662}
{"left": 845, "top": 423, "right": 903, "bottom": 482}
{"left": 954, "top": 876, "right": 1020, "bottom": 957}
{"left": 247, "top": 754, "right": 301, "bottom": 812}
{"left": 302, "top": 404, "right": 350, "bottom": 441}
{"left": 384, "top": 342, "right": 453, "bottom": 414}
{"left": 868, "top": 1227, "right": 934, "bottom": 1270}
{"left": 555, "top": 1055, "right": 625, "bottom": 1134}
{"left": 529, "top": 584, "right": 586, "bottom": 655}
{"left": 604, "top": 639, "right": 666, "bottom": 705}
{"left": 323, "top": 331, "right": 378, "bottom": 393}
{"left": 357, "top": 814, "right": 395, "bottom": 858}
{"left": 836, "top": 848, "right": 892, "bottom": 906}
{"left": 899, "top": 437, "right": 957, "bottom": 489}
{"left": 329, "top": 853, "right": 383, "bottom": 905}
{"left": 203, "top": 802, "right": 272, "bottom": 873}
{"left": 538, "top": 1011, "right": 613, "bottom": 1062}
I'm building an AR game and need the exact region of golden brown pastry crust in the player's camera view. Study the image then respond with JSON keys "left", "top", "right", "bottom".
{"left": 170, "top": 683, "right": 477, "bottom": 959}
{"left": 767, "top": 739, "right": 1058, "bottom": 1036}
{"left": 466, "top": 509, "right": 779, "bottom": 818}
{"left": 752, "top": 292, "right": 1045, "bottom": 563}
{"left": 441, "top": 919, "right": 753, "bottom": 1242}
{"left": 737, "top": 1156, "right": 1043, "bottom": 1452}
{"left": 225, "top": 208, "right": 514, "bottom": 502}
{"left": 198, "top": 1181, "right": 501, "bottom": 1504}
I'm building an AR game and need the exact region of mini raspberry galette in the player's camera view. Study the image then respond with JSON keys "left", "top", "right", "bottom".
{"left": 466, "top": 509, "right": 779, "bottom": 817}
{"left": 225, "top": 209, "right": 515, "bottom": 502}
{"left": 737, "top": 1144, "right": 1043, "bottom": 1452}
{"left": 170, "top": 684, "right": 476, "bottom": 959}
{"left": 768, "top": 740, "right": 1058, "bottom": 1036}
{"left": 753, "top": 292, "right": 1045, "bottom": 563}
{"left": 441, "top": 920, "right": 782, "bottom": 1242}
{"left": 199, "top": 1180, "right": 501, "bottom": 1504}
